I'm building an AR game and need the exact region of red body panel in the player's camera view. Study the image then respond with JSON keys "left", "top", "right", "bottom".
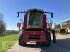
{"left": 43, "top": 14, "right": 46, "bottom": 28}
{"left": 22, "top": 14, "right": 27, "bottom": 30}
{"left": 20, "top": 10, "right": 49, "bottom": 43}
{"left": 22, "top": 31, "right": 47, "bottom": 43}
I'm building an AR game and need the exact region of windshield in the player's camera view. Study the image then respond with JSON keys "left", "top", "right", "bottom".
{"left": 27, "top": 11, "right": 43, "bottom": 28}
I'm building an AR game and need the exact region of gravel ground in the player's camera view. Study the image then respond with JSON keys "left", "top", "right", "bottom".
{"left": 7, "top": 34, "right": 70, "bottom": 52}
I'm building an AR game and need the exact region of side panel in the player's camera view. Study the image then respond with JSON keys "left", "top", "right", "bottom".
{"left": 43, "top": 14, "right": 46, "bottom": 28}
{"left": 24, "top": 14, "right": 27, "bottom": 29}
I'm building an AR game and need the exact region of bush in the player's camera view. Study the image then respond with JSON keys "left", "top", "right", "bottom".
{"left": 0, "top": 30, "right": 19, "bottom": 36}
{"left": 6, "top": 30, "right": 19, "bottom": 34}
{"left": 55, "top": 28, "right": 60, "bottom": 33}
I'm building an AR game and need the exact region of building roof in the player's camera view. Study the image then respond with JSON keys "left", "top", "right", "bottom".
{"left": 61, "top": 19, "right": 70, "bottom": 23}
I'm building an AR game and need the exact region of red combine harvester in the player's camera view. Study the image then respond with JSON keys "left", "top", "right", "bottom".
{"left": 17, "top": 9, "right": 56, "bottom": 46}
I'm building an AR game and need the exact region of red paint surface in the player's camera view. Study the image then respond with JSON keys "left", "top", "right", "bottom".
{"left": 23, "top": 31, "right": 47, "bottom": 43}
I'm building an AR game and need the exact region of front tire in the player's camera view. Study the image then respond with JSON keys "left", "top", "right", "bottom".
{"left": 45, "top": 32, "right": 51, "bottom": 46}
{"left": 19, "top": 34, "right": 26, "bottom": 46}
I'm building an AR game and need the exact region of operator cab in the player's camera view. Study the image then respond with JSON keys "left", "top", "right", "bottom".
{"left": 26, "top": 9, "right": 44, "bottom": 28}
{"left": 17, "top": 9, "right": 53, "bottom": 30}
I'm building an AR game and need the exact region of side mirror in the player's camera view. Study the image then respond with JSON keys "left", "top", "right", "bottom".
{"left": 17, "top": 12, "right": 19, "bottom": 17}
{"left": 51, "top": 13, "right": 53, "bottom": 18}
{"left": 17, "top": 11, "right": 26, "bottom": 17}
{"left": 44, "top": 12, "right": 53, "bottom": 18}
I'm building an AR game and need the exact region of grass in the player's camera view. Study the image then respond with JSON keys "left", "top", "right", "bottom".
{"left": 0, "top": 34, "right": 18, "bottom": 52}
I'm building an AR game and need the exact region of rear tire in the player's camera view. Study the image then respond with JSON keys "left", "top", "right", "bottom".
{"left": 45, "top": 32, "right": 51, "bottom": 46}
{"left": 19, "top": 34, "right": 26, "bottom": 46}
{"left": 52, "top": 30, "right": 56, "bottom": 43}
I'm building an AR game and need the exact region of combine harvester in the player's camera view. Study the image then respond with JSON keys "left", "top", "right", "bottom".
{"left": 17, "top": 9, "right": 56, "bottom": 46}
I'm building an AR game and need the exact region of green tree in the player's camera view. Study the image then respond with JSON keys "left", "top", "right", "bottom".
{"left": 0, "top": 13, "right": 6, "bottom": 36}
{"left": 55, "top": 24, "right": 61, "bottom": 29}
{"left": 55, "top": 24, "right": 61, "bottom": 33}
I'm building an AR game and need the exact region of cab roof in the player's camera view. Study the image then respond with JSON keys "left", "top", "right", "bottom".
{"left": 25, "top": 9, "right": 44, "bottom": 13}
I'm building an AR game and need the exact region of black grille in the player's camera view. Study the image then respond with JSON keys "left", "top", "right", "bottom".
{"left": 28, "top": 35, "right": 41, "bottom": 40}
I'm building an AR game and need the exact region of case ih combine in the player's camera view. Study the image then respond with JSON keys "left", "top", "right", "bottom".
{"left": 17, "top": 9, "right": 56, "bottom": 46}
